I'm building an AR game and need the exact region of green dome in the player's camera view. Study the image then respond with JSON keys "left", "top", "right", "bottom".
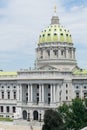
{"left": 38, "top": 24, "right": 72, "bottom": 44}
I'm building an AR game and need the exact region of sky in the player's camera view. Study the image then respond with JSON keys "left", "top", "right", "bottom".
{"left": 0, "top": 0, "right": 87, "bottom": 71}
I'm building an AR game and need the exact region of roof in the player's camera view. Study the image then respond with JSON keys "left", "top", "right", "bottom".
{"left": 73, "top": 69, "right": 87, "bottom": 75}
{"left": 0, "top": 71, "right": 17, "bottom": 76}
{"left": 38, "top": 24, "right": 72, "bottom": 44}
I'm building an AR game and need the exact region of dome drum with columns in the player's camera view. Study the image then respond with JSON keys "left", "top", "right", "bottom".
{"left": 36, "top": 11, "right": 77, "bottom": 71}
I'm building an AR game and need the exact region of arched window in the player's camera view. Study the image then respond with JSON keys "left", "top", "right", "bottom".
{"left": 12, "top": 107, "right": 16, "bottom": 113}
{"left": 6, "top": 106, "right": 10, "bottom": 113}
{"left": 61, "top": 50, "right": 64, "bottom": 56}
{"left": 1, "top": 106, "right": 3, "bottom": 112}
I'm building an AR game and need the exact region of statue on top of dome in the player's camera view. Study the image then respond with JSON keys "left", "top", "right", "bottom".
{"left": 54, "top": 5, "right": 57, "bottom": 15}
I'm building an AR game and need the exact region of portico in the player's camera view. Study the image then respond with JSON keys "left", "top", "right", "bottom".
{"left": 17, "top": 82, "right": 61, "bottom": 106}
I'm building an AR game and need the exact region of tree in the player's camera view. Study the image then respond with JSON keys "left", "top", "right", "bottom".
{"left": 42, "top": 109, "right": 64, "bottom": 130}
{"left": 58, "top": 98, "right": 87, "bottom": 130}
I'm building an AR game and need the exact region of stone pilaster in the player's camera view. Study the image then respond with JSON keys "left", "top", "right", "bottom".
{"left": 39, "top": 84, "right": 42, "bottom": 103}
{"left": 53, "top": 84, "right": 56, "bottom": 102}
{"left": 30, "top": 84, "right": 33, "bottom": 102}
{"left": 17, "top": 84, "right": 20, "bottom": 101}
{"left": 42, "top": 84, "right": 44, "bottom": 103}
{"left": 50, "top": 84, "right": 53, "bottom": 103}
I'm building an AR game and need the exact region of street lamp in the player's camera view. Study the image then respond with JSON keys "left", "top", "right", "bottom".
{"left": 39, "top": 113, "right": 41, "bottom": 122}
{"left": 27, "top": 113, "right": 30, "bottom": 121}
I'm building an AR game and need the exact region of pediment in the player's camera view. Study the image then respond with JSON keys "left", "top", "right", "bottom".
{"left": 38, "top": 65, "right": 57, "bottom": 70}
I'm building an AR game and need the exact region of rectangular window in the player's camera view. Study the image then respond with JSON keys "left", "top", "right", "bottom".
{"left": 48, "top": 93, "right": 50, "bottom": 96}
{"left": 13, "top": 92, "right": 16, "bottom": 99}
{"left": 37, "top": 93, "right": 39, "bottom": 96}
{"left": 66, "top": 96, "right": 68, "bottom": 100}
{"left": 7, "top": 91, "right": 10, "bottom": 99}
{"left": 37, "top": 97, "right": 39, "bottom": 104}
{"left": 37, "top": 85, "right": 39, "bottom": 89}
{"left": 48, "top": 97, "right": 50, "bottom": 104}
{"left": 76, "top": 92, "right": 79, "bottom": 98}
{"left": 48, "top": 85, "right": 50, "bottom": 89}
{"left": 84, "top": 93, "right": 87, "bottom": 98}
{"left": 66, "top": 90, "right": 68, "bottom": 94}
{"left": 2, "top": 91, "right": 4, "bottom": 99}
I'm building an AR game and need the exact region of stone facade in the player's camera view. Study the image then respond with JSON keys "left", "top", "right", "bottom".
{"left": 0, "top": 13, "right": 87, "bottom": 122}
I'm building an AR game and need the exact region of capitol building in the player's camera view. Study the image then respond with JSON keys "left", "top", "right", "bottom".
{"left": 0, "top": 10, "right": 87, "bottom": 122}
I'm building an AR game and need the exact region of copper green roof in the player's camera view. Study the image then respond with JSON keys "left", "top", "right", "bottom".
{"left": 0, "top": 71, "right": 17, "bottom": 76}
{"left": 38, "top": 24, "right": 72, "bottom": 44}
{"left": 73, "top": 69, "right": 87, "bottom": 75}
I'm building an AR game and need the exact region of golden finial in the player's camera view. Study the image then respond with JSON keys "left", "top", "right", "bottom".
{"left": 54, "top": 5, "right": 57, "bottom": 13}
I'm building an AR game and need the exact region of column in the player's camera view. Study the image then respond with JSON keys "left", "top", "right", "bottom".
{"left": 30, "top": 84, "right": 33, "bottom": 102}
{"left": 20, "top": 84, "right": 22, "bottom": 102}
{"left": 50, "top": 84, "right": 53, "bottom": 102}
{"left": 10, "top": 85, "right": 13, "bottom": 100}
{"left": 39, "top": 84, "right": 42, "bottom": 103}
{"left": 43, "top": 49, "right": 47, "bottom": 59}
{"left": 73, "top": 48, "right": 75, "bottom": 59}
{"left": 42, "top": 84, "right": 44, "bottom": 103}
{"left": 4, "top": 84, "right": 7, "bottom": 99}
{"left": 37, "top": 49, "right": 40, "bottom": 59}
{"left": 17, "top": 84, "right": 20, "bottom": 101}
{"left": 58, "top": 48, "right": 61, "bottom": 58}
{"left": 53, "top": 84, "right": 56, "bottom": 102}
{"left": 71, "top": 48, "right": 73, "bottom": 59}
{"left": 50, "top": 49, "right": 54, "bottom": 59}
{"left": 28, "top": 84, "right": 30, "bottom": 102}
{"left": 56, "top": 84, "right": 59, "bottom": 102}
{"left": 81, "top": 85, "right": 83, "bottom": 99}
{"left": 66, "top": 48, "right": 69, "bottom": 59}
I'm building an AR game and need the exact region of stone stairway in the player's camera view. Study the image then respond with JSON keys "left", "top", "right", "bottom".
{"left": 13, "top": 119, "right": 43, "bottom": 127}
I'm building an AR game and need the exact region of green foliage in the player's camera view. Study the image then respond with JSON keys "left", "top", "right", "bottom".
{"left": 0, "top": 117, "right": 13, "bottom": 122}
{"left": 42, "top": 109, "right": 64, "bottom": 130}
{"left": 58, "top": 98, "right": 87, "bottom": 130}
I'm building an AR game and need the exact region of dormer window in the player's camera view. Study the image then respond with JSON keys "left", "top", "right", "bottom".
{"left": 48, "top": 34, "right": 50, "bottom": 36}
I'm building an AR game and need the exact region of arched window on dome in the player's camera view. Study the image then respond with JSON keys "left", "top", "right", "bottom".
{"left": 53, "top": 50, "right": 58, "bottom": 58}
{"left": 40, "top": 50, "right": 43, "bottom": 59}
{"left": 61, "top": 49, "right": 66, "bottom": 58}
{"left": 47, "top": 50, "right": 50, "bottom": 58}
{"left": 61, "top": 50, "right": 64, "bottom": 56}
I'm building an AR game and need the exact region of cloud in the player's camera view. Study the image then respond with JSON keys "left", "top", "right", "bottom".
{"left": 0, "top": 0, "right": 87, "bottom": 70}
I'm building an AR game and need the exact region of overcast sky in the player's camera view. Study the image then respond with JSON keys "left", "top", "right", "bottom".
{"left": 0, "top": 0, "right": 87, "bottom": 71}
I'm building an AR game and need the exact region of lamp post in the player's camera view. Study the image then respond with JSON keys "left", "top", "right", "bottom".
{"left": 39, "top": 113, "right": 41, "bottom": 122}
{"left": 27, "top": 112, "right": 30, "bottom": 121}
